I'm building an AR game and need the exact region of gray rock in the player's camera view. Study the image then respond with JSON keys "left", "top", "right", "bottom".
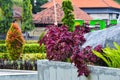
{"left": 82, "top": 23, "right": 120, "bottom": 48}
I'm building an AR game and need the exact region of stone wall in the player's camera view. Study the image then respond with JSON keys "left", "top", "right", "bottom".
{"left": 37, "top": 60, "right": 120, "bottom": 80}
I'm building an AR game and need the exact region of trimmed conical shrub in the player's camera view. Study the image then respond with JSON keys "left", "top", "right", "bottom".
{"left": 6, "top": 23, "right": 25, "bottom": 60}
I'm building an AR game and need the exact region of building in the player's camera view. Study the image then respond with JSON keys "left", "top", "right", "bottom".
{"left": 13, "top": 6, "right": 22, "bottom": 27}
{"left": 33, "top": 3, "right": 92, "bottom": 27}
{"left": 41, "top": 0, "right": 120, "bottom": 20}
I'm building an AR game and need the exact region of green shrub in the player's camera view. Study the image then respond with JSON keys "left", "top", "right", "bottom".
{"left": 92, "top": 42, "right": 120, "bottom": 68}
{"left": 22, "top": 53, "right": 46, "bottom": 61}
{"left": 0, "top": 53, "right": 46, "bottom": 61}
{"left": 0, "top": 44, "right": 6, "bottom": 53}
{"left": 0, "top": 40, "right": 5, "bottom": 44}
{"left": 23, "top": 43, "right": 46, "bottom": 53}
{"left": 0, "top": 43, "right": 46, "bottom": 53}
{"left": 0, "top": 53, "right": 9, "bottom": 59}
{"left": 26, "top": 40, "right": 38, "bottom": 44}
{"left": 6, "top": 23, "right": 25, "bottom": 60}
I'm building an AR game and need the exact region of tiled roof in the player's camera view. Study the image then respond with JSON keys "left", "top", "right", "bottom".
{"left": 13, "top": 6, "right": 22, "bottom": 18}
{"left": 41, "top": 0, "right": 120, "bottom": 9}
{"left": 33, "top": 4, "right": 92, "bottom": 24}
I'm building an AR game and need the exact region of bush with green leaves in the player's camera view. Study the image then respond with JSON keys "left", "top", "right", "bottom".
{"left": 6, "top": 23, "right": 25, "bottom": 60}
{"left": 0, "top": 40, "right": 5, "bottom": 44}
{"left": 0, "top": 43, "right": 46, "bottom": 53}
{"left": 0, "top": 44, "right": 7, "bottom": 53}
{"left": 0, "top": 53, "right": 9, "bottom": 60}
{"left": 62, "top": 0, "right": 75, "bottom": 32}
{"left": 92, "top": 42, "right": 120, "bottom": 68}
{"left": 22, "top": 53, "right": 46, "bottom": 61}
{"left": 23, "top": 43, "right": 45, "bottom": 53}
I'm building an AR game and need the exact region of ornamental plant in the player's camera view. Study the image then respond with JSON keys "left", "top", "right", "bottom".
{"left": 62, "top": 0, "right": 75, "bottom": 32}
{"left": 93, "top": 42, "right": 120, "bottom": 68}
{"left": 6, "top": 23, "right": 25, "bottom": 60}
{"left": 38, "top": 25, "right": 102, "bottom": 77}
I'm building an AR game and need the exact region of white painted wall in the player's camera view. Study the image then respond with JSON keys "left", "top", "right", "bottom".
{"left": 89, "top": 14, "right": 109, "bottom": 19}
{"left": 89, "top": 13, "right": 117, "bottom": 20}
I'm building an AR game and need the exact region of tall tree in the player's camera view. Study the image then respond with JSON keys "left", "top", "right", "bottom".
{"left": 62, "top": 0, "right": 75, "bottom": 32}
{"left": 114, "top": 0, "right": 120, "bottom": 4}
{"left": 0, "top": 0, "right": 13, "bottom": 34}
{"left": 22, "top": 0, "right": 34, "bottom": 33}
{"left": 12, "top": 0, "right": 23, "bottom": 7}
{"left": 30, "top": 0, "right": 48, "bottom": 14}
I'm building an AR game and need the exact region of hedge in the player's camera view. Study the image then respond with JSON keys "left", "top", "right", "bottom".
{"left": 0, "top": 44, "right": 46, "bottom": 53}
{"left": 0, "top": 44, "right": 7, "bottom": 53}
{"left": 23, "top": 44, "right": 45, "bottom": 53}
{"left": 0, "top": 40, "right": 38, "bottom": 44}
{"left": 0, "top": 40, "right": 5, "bottom": 44}
{"left": 0, "top": 53, "right": 46, "bottom": 61}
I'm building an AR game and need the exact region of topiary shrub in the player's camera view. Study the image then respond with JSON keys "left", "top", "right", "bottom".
{"left": 5, "top": 23, "right": 25, "bottom": 60}
{"left": 62, "top": 0, "right": 75, "bottom": 32}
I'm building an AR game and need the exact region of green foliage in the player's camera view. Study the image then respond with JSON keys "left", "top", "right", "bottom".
{"left": 30, "top": 0, "right": 48, "bottom": 14}
{"left": 12, "top": 0, "right": 23, "bottom": 7}
{"left": 23, "top": 44, "right": 46, "bottom": 53}
{"left": 0, "top": 53, "right": 46, "bottom": 60}
{"left": 0, "top": 43, "right": 46, "bottom": 53}
{"left": 62, "top": 0, "right": 75, "bottom": 32}
{"left": 0, "top": 8, "right": 4, "bottom": 21}
{"left": 0, "top": 44, "right": 7, "bottom": 53}
{"left": 92, "top": 42, "right": 120, "bottom": 68}
{"left": 26, "top": 40, "right": 38, "bottom": 44}
{"left": 0, "top": 40, "right": 5, "bottom": 44}
{"left": 22, "top": 53, "right": 46, "bottom": 61}
{"left": 22, "top": 0, "right": 34, "bottom": 32}
{"left": 0, "top": 0, "right": 13, "bottom": 34}
{"left": 6, "top": 23, "right": 25, "bottom": 60}
{"left": 0, "top": 53, "right": 9, "bottom": 59}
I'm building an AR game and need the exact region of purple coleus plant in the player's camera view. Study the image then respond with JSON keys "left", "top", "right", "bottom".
{"left": 38, "top": 25, "right": 102, "bottom": 77}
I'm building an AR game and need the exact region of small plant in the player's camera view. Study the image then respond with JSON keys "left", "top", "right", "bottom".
{"left": 6, "top": 23, "right": 25, "bottom": 60}
{"left": 92, "top": 42, "right": 120, "bottom": 68}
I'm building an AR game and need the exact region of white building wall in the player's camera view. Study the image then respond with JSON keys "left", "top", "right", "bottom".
{"left": 89, "top": 13, "right": 109, "bottom": 19}
{"left": 89, "top": 13, "right": 117, "bottom": 20}
{"left": 112, "top": 14, "right": 117, "bottom": 19}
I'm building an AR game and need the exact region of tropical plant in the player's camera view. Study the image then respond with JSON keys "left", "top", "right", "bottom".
{"left": 22, "top": 0, "right": 34, "bottom": 33}
{"left": 62, "top": 0, "right": 75, "bottom": 32}
{"left": 6, "top": 23, "right": 25, "bottom": 60}
{"left": 38, "top": 25, "right": 102, "bottom": 77}
{"left": 0, "top": 0, "right": 13, "bottom": 34}
{"left": 92, "top": 42, "right": 120, "bottom": 68}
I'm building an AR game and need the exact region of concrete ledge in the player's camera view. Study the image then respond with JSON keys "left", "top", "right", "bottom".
{"left": 37, "top": 60, "right": 120, "bottom": 80}
{"left": 0, "top": 69, "right": 37, "bottom": 80}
